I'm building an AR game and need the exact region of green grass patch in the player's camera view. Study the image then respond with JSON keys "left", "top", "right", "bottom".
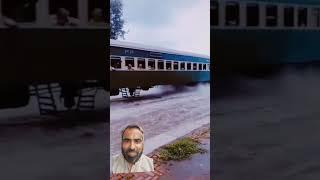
{"left": 159, "top": 137, "right": 206, "bottom": 161}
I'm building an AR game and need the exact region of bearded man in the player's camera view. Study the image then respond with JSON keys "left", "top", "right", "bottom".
{"left": 112, "top": 125, "right": 154, "bottom": 173}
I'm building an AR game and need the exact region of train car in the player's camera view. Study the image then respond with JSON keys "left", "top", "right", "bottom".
{"left": 0, "top": 0, "right": 107, "bottom": 113}
{"left": 212, "top": 0, "right": 320, "bottom": 73}
{"left": 110, "top": 40, "right": 210, "bottom": 96}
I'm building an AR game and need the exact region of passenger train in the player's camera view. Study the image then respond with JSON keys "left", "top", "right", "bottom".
{"left": 110, "top": 40, "right": 210, "bottom": 96}
{"left": 0, "top": 0, "right": 107, "bottom": 113}
{"left": 212, "top": 0, "right": 320, "bottom": 73}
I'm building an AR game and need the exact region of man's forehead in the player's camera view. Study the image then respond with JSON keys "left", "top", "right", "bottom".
{"left": 123, "top": 128, "right": 143, "bottom": 138}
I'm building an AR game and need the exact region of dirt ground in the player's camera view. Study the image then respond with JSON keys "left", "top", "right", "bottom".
{"left": 110, "top": 84, "right": 210, "bottom": 157}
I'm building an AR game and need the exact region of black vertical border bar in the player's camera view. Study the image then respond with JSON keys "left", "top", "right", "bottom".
{"left": 106, "top": 0, "right": 111, "bottom": 178}
{"left": 210, "top": 0, "right": 215, "bottom": 179}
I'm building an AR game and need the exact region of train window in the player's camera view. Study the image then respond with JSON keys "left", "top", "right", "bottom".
{"left": 246, "top": 3, "right": 259, "bottom": 26}
{"left": 166, "top": 61, "right": 172, "bottom": 70}
{"left": 173, "top": 62, "right": 179, "bottom": 70}
{"left": 1, "top": 0, "right": 36, "bottom": 22}
{"left": 49, "top": 0, "right": 79, "bottom": 26}
{"left": 180, "top": 62, "right": 185, "bottom": 70}
{"left": 225, "top": 2, "right": 239, "bottom": 26}
{"left": 312, "top": 8, "right": 320, "bottom": 27}
{"left": 50, "top": 0, "right": 78, "bottom": 17}
{"left": 203, "top": 64, "right": 207, "bottom": 70}
{"left": 193, "top": 63, "right": 197, "bottom": 70}
{"left": 148, "top": 59, "right": 155, "bottom": 70}
{"left": 298, "top": 8, "right": 308, "bottom": 27}
{"left": 187, "top": 63, "right": 192, "bottom": 70}
{"left": 199, "top": 64, "right": 203, "bottom": 70}
{"left": 125, "top": 57, "right": 134, "bottom": 69}
{"left": 88, "top": 0, "right": 106, "bottom": 23}
{"left": 266, "top": 5, "right": 278, "bottom": 27}
{"left": 158, "top": 60, "right": 164, "bottom": 70}
{"left": 211, "top": 1, "right": 219, "bottom": 26}
{"left": 137, "top": 58, "right": 146, "bottom": 69}
{"left": 284, "top": 7, "right": 294, "bottom": 27}
{"left": 110, "top": 56, "right": 122, "bottom": 69}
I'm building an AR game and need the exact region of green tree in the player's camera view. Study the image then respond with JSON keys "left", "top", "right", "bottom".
{"left": 110, "top": 0, "right": 126, "bottom": 40}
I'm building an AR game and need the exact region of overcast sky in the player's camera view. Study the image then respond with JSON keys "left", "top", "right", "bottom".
{"left": 122, "top": 0, "right": 210, "bottom": 56}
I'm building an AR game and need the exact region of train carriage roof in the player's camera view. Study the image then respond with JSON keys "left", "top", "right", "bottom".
{"left": 110, "top": 39, "right": 210, "bottom": 60}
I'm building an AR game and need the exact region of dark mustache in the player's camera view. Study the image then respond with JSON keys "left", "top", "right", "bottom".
{"left": 126, "top": 149, "right": 137, "bottom": 153}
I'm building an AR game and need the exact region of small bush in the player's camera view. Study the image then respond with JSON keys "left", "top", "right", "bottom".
{"left": 159, "top": 137, "right": 205, "bottom": 161}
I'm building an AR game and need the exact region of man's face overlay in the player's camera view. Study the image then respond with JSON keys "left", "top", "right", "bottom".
{"left": 121, "top": 128, "right": 144, "bottom": 164}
